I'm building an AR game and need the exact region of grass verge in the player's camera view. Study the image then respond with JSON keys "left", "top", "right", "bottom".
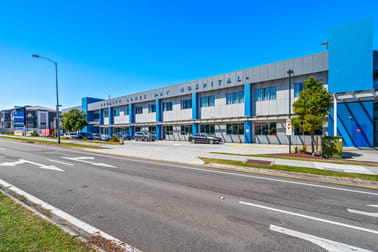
{"left": 0, "top": 191, "right": 96, "bottom": 251}
{"left": 210, "top": 152, "right": 378, "bottom": 167}
{"left": 0, "top": 136, "right": 108, "bottom": 149}
{"left": 200, "top": 157, "right": 378, "bottom": 182}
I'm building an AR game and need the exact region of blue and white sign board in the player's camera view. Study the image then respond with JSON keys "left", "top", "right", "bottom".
{"left": 13, "top": 111, "right": 25, "bottom": 129}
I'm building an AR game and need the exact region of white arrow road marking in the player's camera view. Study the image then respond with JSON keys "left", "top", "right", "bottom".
{"left": 0, "top": 159, "right": 64, "bottom": 172}
{"left": 270, "top": 224, "right": 373, "bottom": 252}
{"left": 347, "top": 205, "right": 378, "bottom": 218}
{"left": 62, "top": 157, "right": 116, "bottom": 168}
{"left": 239, "top": 201, "right": 378, "bottom": 234}
{"left": 48, "top": 159, "right": 74, "bottom": 166}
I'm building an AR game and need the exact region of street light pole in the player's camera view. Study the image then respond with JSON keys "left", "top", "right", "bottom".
{"left": 32, "top": 55, "right": 61, "bottom": 144}
{"left": 287, "top": 69, "right": 294, "bottom": 154}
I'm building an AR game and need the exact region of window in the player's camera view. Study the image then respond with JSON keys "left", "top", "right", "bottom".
{"left": 114, "top": 109, "right": 120, "bottom": 117}
{"left": 163, "top": 102, "right": 173, "bottom": 111}
{"left": 93, "top": 112, "right": 99, "bottom": 120}
{"left": 254, "top": 122, "right": 277, "bottom": 135}
{"left": 200, "top": 95, "right": 215, "bottom": 107}
{"left": 180, "top": 99, "right": 192, "bottom": 110}
{"left": 255, "top": 89, "right": 262, "bottom": 101}
{"left": 148, "top": 104, "right": 156, "bottom": 113}
{"left": 226, "top": 123, "right": 244, "bottom": 135}
{"left": 200, "top": 124, "right": 215, "bottom": 135}
{"left": 294, "top": 83, "right": 304, "bottom": 97}
{"left": 180, "top": 125, "right": 192, "bottom": 135}
{"left": 135, "top": 106, "right": 143, "bottom": 114}
{"left": 226, "top": 91, "right": 244, "bottom": 104}
{"left": 124, "top": 106, "right": 129, "bottom": 116}
{"left": 148, "top": 126, "right": 156, "bottom": 133}
{"left": 135, "top": 127, "right": 141, "bottom": 132}
{"left": 104, "top": 110, "right": 109, "bottom": 117}
{"left": 165, "top": 126, "right": 173, "bottom": 135}
{"left": 255, "top": 87, "right": 276, "bottom": 101}
{"left": 269, "top": 87, "right": 276, "bottom": 100}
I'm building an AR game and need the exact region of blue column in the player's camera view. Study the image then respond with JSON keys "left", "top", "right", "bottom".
{"left": 156, "top": 99, "right": 162, "bottom": 140}
{"left": 244, "top": 84, "right": 252, "bottom": 143}
{"left": 192, "top": 93, "right": 199, "bottom": 134}
{"left": 108, "top": 107, "right": 113, "bottom": 136}
{"left": 129, "top": 104, "right": 135, "bottom": 139}
{"left": 99, "top": 108, "right": 104, "bottom": 134}
{"left": 81, "top": 97, "right": 91, "bottom": 133}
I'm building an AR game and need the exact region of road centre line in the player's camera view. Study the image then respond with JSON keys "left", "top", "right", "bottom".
{"left": 270, "top": 224, "right": 372, "bottom": 252}
{"left": 0, "top": 178, "right": 140, "bottom": 252}
{"left": 48, "top": 159, "right": 74, "bottom": 166}
{"left": 1, "top": 139, "right": 378, "bottom": 196}
{"left": 239, "top": 201, "right": 378, "bottom": 235}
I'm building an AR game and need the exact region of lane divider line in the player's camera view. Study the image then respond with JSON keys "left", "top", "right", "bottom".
{"left": 239, "top": 200, "right": 378, "bottom": 235}
{"left": 270, "top": 224, "right": 373, "bottom": 252}
{"left": 0, "top": 178, "right": 140, "bottom": 252}
{"left": 48, "top": 159, "right": 74, "bottom": 166}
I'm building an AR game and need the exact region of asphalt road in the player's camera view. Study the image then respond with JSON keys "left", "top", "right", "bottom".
{"left": 0, "top": 139, "right": 377, "bottom": 252}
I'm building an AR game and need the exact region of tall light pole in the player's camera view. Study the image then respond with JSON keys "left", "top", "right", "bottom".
{"left": 287, "top": 69, "right": 294, "bottom": 154}
{"left": 32, "top": 55, "right": 61, "bottom": 144}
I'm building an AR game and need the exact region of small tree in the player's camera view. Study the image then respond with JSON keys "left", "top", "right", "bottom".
{"left": 291, "top": 76, "right": 332, "bottom": 155}
{"left": 62, "top": 109, "right": 88, "bottom": 132}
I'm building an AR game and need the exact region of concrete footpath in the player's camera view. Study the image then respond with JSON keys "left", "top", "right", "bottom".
{"left": 1, "top": 135, "right": 377, "bottom": 175}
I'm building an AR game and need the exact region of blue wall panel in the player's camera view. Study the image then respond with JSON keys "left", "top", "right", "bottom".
{"left": 108, "top": 107, "right": 113, "bottom": 136}
{"left": 81, "top": 97, "right": 103, "bottom": 133}
{"left": 99, "top": 108, "right": 104, "bottom": 134}
{"left": 328, "top": 19, "right": 373, "bottom": 93}
{"left": 192, "top": 123, "right": 199, "bottom": 135}
{"left": 244, "top": 84, "right": 252, "bottom": 143}
{"left": 244, "top": 121, "right": 252, "bottom": 144}
{"left": 129, "top": 104, "right": 135, "bottom": 139}
{"left": 328, "top": 101, "right": 373, "bottom": 147}
{"left": 192, "top": 93, "right": 199, "bottom": 120}
{"left": 156, "top": 99, "right": 162, "bottom": 140}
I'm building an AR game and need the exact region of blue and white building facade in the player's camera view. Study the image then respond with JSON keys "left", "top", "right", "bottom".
{"left": 73, "top": 19, "right": 378, "bottom": 148}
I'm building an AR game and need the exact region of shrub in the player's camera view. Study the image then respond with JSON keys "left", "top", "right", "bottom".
{"left": 31, "top": 132, "right": 39, "bottom": 137}
{"left": 294, "top": 146, "right": 298, "bottom": 153}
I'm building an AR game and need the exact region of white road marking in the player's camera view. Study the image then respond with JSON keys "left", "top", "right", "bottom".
{"left": 1, "top": 139, "right": 378, "bottom": 196}
{"left": 239, "top": 201, "right": 378, "bottom": 235}
{"left": 0, "top": 147, "right": 6, "bottom": 150}
{"left": 347, "top": 205, "right": 378, "bottom": 218}
{"left": 0, "top": 159, "right": 64, "bottom": 172}
{"left": 0, "top": 178, "right": 139, "bottom": 252}
{"left": 270, "top": 224, "right": 373, "bottom": 252}
{"left": 48, "top": 159, "right": 74, "bottom": 166}
{"left": 62, "top": 156, "right": 116, "bottom": 168}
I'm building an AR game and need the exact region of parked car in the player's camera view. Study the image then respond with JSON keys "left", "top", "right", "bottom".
{"left": 80, "top": 132, "right": 94, "bottom": 140}
{"left": 64, "top": 132, "right": 79, "bottom": 139}
{"left": 134, "top": 132, "right": 156, "bottom": 141}
{"left": 100, "top": 134, "right": 111, "bottom": 141}
{"left": 188, "top": 133, "right": 222, "bottom": 144}
{"left": 92, "top": 133, "right": 102, "bottom": 141}
{"left": 115, "top": 132, "right": 130, "bottom": 140}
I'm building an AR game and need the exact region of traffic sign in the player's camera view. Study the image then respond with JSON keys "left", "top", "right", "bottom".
{"left": 286, "top": 119, "right": 292, "bottom": 136}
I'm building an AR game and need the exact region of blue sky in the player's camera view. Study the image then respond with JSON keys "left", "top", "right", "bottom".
{"left": 0, "top": 0, "right": 377, "bottom": 110}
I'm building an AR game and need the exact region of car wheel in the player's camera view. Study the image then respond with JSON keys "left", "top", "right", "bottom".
{"left": 210, "top": 140, "right": 214, "bottom": 144}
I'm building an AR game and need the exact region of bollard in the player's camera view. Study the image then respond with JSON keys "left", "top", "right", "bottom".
{"left": 316, "top": 136, "right": 318, "bottom": 153}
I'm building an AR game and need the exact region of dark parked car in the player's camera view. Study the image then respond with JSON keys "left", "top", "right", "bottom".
{"left": 115, "top": 133, "right": 130, "bottom": 140}
{"left": 188, "top": 133, "right": 222, "bottom": 144}
{"left": 134, "top": 132, "right": 156, "bottom": 141}
{"left": 79, "top": 132, "right": 94, "bottom": 140}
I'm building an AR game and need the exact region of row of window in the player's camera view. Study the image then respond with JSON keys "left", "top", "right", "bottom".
{"left": 255, "top": 87, "right": 276, "bottom": 101}
{"left": 255, "top": 122, "right": 277, "bottom": 135}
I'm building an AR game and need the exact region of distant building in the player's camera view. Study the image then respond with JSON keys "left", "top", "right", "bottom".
{"left": 0, "top": 105, "right": 57, "bottom": 133}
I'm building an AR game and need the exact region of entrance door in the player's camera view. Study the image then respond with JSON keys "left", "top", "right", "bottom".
{"left": 352, "top": 124, "right": 367, "bottom": 147}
